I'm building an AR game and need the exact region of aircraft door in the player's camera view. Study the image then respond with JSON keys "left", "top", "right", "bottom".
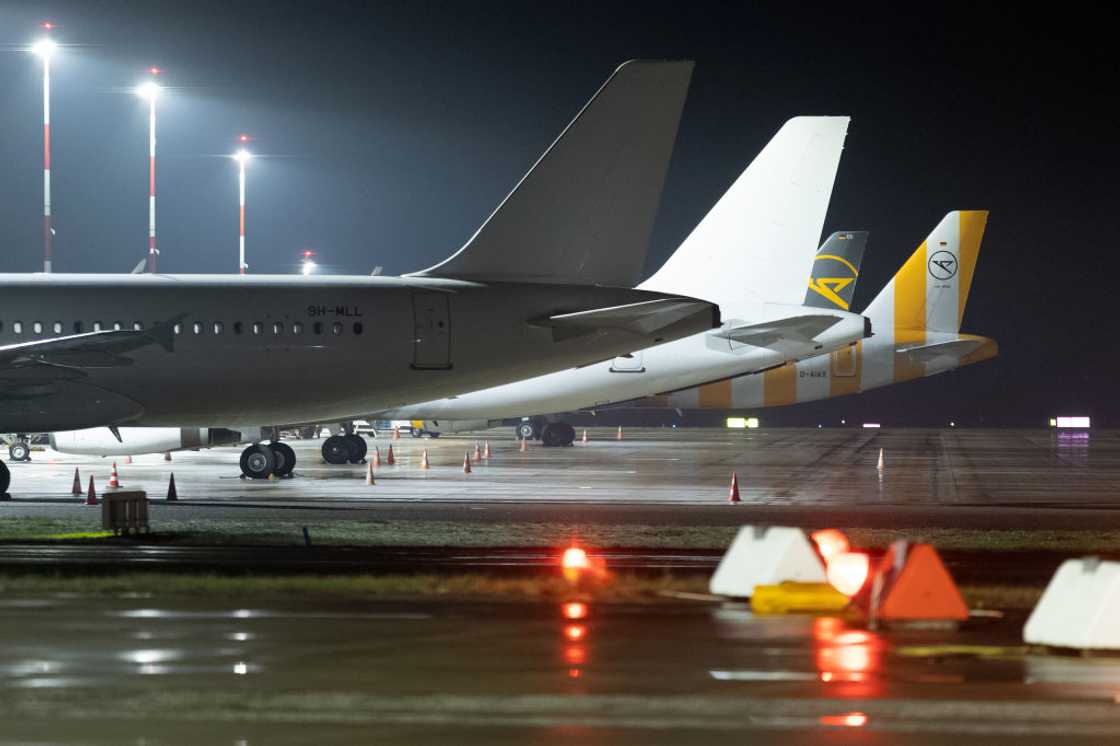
{"left": 609, "top": 351, "right": 645, "bottom": 373}
{"left": 412, "top": 292, "right": 451, "bottom": 370}
{"left": 830, "top": 344, "right": 857, "bottom": 377}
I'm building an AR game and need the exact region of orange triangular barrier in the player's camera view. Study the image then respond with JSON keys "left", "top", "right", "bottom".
{"left": 371, "top": 447, "right": 380, "bottom": 468}
{"left": 420, "top": 449, "right": 430, "bottom": 470}
{"left": 728, "top": 472, "right": 741, "bottom": 504}
{"left": 108, "top": 462, "right": 121, "bottom": 489}
{"left": 483, "top": 441, "right": 491, "bottom": 460}
{"left": 386, "top": 445, "right": 395, "bottom": 465}
{"left": 366, "top": 460, "right": 375, "bottom": 485}
{"left": 167, "top": 473, "right": 178, "bottom": 500}
{"left": 462, "top": 451, "right": 472, "bottom": 474}
{"left": 872, "top": 542, "right": 968, "bottom": 623}
{"left": 71, "top": 467, "right": 82, "bottom": 496}
{"left": 616, "top": 426, "right": 623, "bottom": 440}
{"left": 473, "top": 442, "right": 481, "bottom": 461}
{"left": 519, "top": 438, "right": 527, "bottom": 452}
{"left": 85, "top": 475, "right": 98, "bottom": 506}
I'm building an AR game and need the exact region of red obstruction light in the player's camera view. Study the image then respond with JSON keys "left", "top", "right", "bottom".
{"left": 562, "top": 601, "right": 588, "bottom": 620}
{"left": 826, "top": 552, "right": 871, "bottom": 597}
{"left": 562, "top": 547, "right": 589, "bottom": 571}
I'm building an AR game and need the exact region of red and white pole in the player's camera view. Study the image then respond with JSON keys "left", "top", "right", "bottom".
{"left": 235, "top": 142, "right": 250, "bottom": 274}
{"left": 32, "top": 36, "right": 56, "bottom": 273}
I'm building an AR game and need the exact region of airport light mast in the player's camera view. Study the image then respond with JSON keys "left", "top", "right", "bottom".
{"left": 31, "top": 27, "right": 57, "bottom": 273}
{"left": 135, "top": 70, "right": 162, "bottom": 273}
{"left": 234, "top": 137, "right": 251, "bottom": 274}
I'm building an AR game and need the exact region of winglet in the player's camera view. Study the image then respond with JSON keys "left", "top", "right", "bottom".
{"left": 412, "top": 60, "right": 694, "bottom": 286}
{"left": 804, "top": 231, "right": 868, "bottom": 311}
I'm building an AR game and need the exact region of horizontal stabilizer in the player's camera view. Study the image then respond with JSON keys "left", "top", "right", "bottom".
{"left": 533, "top": 298, "right": 716, "bottom": 342}
{"left": 713, "top": 314, "right": 842, "bottom": 349}
{"left": 413, "top": 60, "right": 694, "bottom": 285}
{"left": 901, "top": 338, "right": 988, "bottom": 365}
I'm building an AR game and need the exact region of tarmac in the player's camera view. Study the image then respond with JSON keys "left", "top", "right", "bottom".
{"left": 1, "top": 427, "right": 1118, "bottom": 529}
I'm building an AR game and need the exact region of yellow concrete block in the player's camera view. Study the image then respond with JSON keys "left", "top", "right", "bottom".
{"left": 750, "top": 582, "right": 850, "bottom": 614}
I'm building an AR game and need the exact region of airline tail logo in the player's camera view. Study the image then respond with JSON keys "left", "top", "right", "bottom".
{"left": 807, "top": 275, "right": 855, "bottom": 309}
{"left": 928, "top": 250, "right": 958, "bottom": 280}
{"left": 803, "top": 232, "right": 868, "bottom": 312}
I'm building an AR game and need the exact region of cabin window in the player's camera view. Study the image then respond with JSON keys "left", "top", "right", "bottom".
{"left": 192, "top": 322, "right": 203, "bottom": 335}
{"left": 313, "top": 322, "right": 323, "bottom": 335}
{"left": 133, "top": 322, "right": 144, "bottom": 331}
{"left": 353, "top": 322, "right": 363, "bottom": 335}
{"left": 93, "top": 321, "right": 103, "bottom": 332}
{"left": 292, "top": 322, "right": 304, "bottom": 334}
{"left": 113, "top": 322, "right": 123, "bottom": 331}
{"left": 272, "top": 321, "right": 284, "bottom": 335}
{"left": 173, "top": 323, "right": 182, "bottom": 335}
{"left": 13, "top": 322, "right": 23, "bottom": 334}
{"left": 32, "top": 321, "right": 43, "bottom": 334}
{"left": 332, "top": 322, "right": 343, "bottom": 335}
{"left": 252, "top": 322, "right": 262, "bottom": 335}
{"left": 73, "top": 321, "right": 83, "bottom": 334}
{"left": 213, "top": 322, "right": 224, "bottom": 335}
{"left": 233, "top": 322, "right": 243, "bottom": 335}
{"left": 52, "top": 321, "right": 62, "bottom": 334}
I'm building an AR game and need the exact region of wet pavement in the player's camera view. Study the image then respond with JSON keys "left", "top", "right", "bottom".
{"left": 2, "top": 428, "right": 1120, "bottom": 530}
{"left": 2, "top": 594, "right": 1120, "bottom": 743}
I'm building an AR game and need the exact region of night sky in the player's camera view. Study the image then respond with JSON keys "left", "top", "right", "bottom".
{"left": 1, "top": 2, "right": 1116, "bottom": 426}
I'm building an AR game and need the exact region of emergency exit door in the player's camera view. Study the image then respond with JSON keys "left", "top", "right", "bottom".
{"left": 412, "top": 292, "right": 451, "bottom": 370}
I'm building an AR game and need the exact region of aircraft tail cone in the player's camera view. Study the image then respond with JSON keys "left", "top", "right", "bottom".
{"left": 108, "top": 462, "right": 121, "bottom": 489}
{"left": 167, "top": 473, "right": 178, "bottom": 501}
{"left": 473, "top": 442, "right": 482, "bottom": 462}
{"left": 877, "top": 448, "right": 885, "bottom": 471}
{"left": 519, "top": 437, "right": 528, "bottom": 453}
{"left": 84, "top": 475, "right": 98, "bottom": 506}
{"left": 366, "top": 460, "right": 375, "bottom": 486}
{"left": 420, "top": 449, "right": 430, "bottom": 470}
{"left": 483, "top": 441, "right": 492, "bottom": 460}
{"left": 616, "top": 426, "right": 624, "bottom": 441}
{"left": 728, "top": 472, "right": 741, "bottom": 504}
{"left": 386, "top": 445, "right": 395, "bottom": 465}
{"left": 463, "top": 451, "right": 472, "bottom": 474}
{"left": 371, "top": 447, "right": 381, "bottom": 468}
{"left": 71, "top": 467, "right": 82, "bottom": 496}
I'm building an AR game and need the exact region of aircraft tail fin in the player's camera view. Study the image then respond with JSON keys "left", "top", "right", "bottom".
{"left": 864, "top": 211, "right": 988, "bottom": 334}
{"left": 803, "top": 231, "right": 868, "bottom": 311}
{"left": 640, "top": 116, "right": 849, "bottom": 306}
{"left": 412, "top": 60, "right": 694, "bottom": 286}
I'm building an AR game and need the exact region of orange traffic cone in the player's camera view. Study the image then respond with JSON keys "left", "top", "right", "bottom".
{"left": 84, "top": 475, "right": 98, "bottom": 506}
{"left": 420, "top": 449, "right": 430, "bottom": 470}
{"left": 876, "top": 448, "right": 885, "bottom": 471}
{"left": 371, "top": 446, "right": 381, "bottom": 468}
{"left": 71, "top": 467, "right": 82, "bottom": 496}
{"left": 167, "top": 473, "right": 178, "bottom": 501}
{"left": 581, "top": 429, "right": 588, "bottom": 444}
{"left": 386, "top": 445, "right": 395, "bottom": 465}
{"left": 108, "top": 462, "right": 121, "bottom": 489}
{"left": 462, "top": 451, "right": 472, "bottom": 474}
{"left": 519, "top": 437, "right": 527, "bottom": 453}
{"left": 473, "top": 442, "right": 482, "bottom": 461}
{"left": 483, "top": 441, "right": 491, "bottom": 460}
{"left": 366, "top": 460, "right": 375, "bottom": 485}
{"left": 125, "top": 454, "right": 133, "bottom": 464}
{"left": 728, "top": 472, "right": 741, "bottom": 504}
{"left": 616, "top": 425, "right": 623, "bottom": 441}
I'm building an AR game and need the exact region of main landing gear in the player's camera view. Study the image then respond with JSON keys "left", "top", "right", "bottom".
{"left": 514, "top": 418, "right": 576, "bottom": 447}
{"left": 0, "top": 459, "right": 10, "bottom": 497}
{"left": 239, "top": 441, "right": 298, "bottom": 480}
{"left": 8, "top": 435, "right": 32, "bottom": 463}
{"left": 321, "top": 434, "right": 367, "bottom": 465}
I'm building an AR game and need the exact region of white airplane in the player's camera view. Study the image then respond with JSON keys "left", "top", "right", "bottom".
{"left": 0, "top": 61, "right": 722, "bottom": 494}
{"left": 43, "top": 115, "right": 867, "bottom": 465}
{"left": 648, "top": 211, "right": 996, "bottom": 412}
{"left": 374, "top": 117, "right": 873, "bottom": 444}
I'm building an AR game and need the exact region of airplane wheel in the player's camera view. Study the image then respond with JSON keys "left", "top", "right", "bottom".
{"left": 0, "top": 460, "right": 10, "bottom": 496}
{"left": 321, "top": 435, "right": 350, "bottom": 465}
{"left": 515, "top": 422, "right": 536, "bottom": 441}
{"left": 240, "top": 444, "right": 276, "bottom": 480}
{"left": 344, "top": 434, "right": 367, "bottom": 464}
{"left": 269, "top": 442, "right": 297, "bottom": 477}
{"left": 8, "top": 441, "right": 30, "bottom": 462}
{"left": 541, "top": 423, "right": 575, "bottom": 447}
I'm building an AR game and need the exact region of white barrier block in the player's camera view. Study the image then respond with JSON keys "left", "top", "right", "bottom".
{"left": 709, "top": 526, "right": 826, "bottom": 598}
{"left": 1024, "top": 558, "right": 1120, "bottom": 650}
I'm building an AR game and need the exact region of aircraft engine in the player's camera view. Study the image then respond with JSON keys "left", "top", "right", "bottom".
{"left": 50, "top": 427, "right": 243, "bottom": 456}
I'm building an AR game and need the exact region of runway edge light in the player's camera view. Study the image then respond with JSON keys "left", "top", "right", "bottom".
{"left": 862, "top": 542, "right": 968, "bottom": 628}
{"left": 709, "top": 526, "right": 826, "bottom": 598}
{"left": 1023, "top": 557, "right": 1120, "bottom": 651}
